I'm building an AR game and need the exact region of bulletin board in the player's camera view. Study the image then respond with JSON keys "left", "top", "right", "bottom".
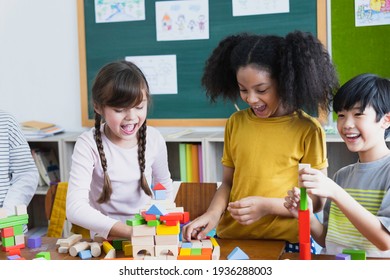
{"left": 331, "top": 1, "right": 390, "bottom": 84}
{"left": 78, "top": 0, "right": 327, "bottom": 127}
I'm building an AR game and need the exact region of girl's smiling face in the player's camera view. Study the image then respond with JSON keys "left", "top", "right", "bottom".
{"left": 94, "top": 89, "right": 148, "bottom": 149}
{"left": 237, "top": 66, "right": 287, "bottom": 118}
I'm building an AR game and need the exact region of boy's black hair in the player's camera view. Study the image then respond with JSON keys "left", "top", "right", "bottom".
{"left": 201, "top": 30, "right": 339, "bottom": 115}
{"left": 333, "top": 73, "right": 390, "bottom": 138}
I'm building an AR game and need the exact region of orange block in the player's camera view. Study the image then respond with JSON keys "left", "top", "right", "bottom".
{"left": 178, "top": 255, "right": 211, "bottom": 260}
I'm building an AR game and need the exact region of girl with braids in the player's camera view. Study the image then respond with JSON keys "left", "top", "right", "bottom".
{"left": 183, "top": 31, "right": 339, "bottom": 253}
{"left": 66, "top": 60, "right": 172, "bottom": 239}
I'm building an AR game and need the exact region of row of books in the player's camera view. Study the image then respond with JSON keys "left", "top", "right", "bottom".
{"left": 20, "top": 120, "right": 64, "bottom": 139}
{"left": 31, "top": 148, "right": 61, "bottom": 187}
{"left": 179, "top": 143, "right": 203, "bottom": 182}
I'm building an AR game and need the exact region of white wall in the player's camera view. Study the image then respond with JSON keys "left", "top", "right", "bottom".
{"left": 0, "top": 0, "right": 84, "bottom": 132}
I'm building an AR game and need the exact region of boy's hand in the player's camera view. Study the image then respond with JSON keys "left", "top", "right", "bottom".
{"left": 299, "top": 167, "right": 340, "bottom": 199}
{"left": 227, "top": 196, "right": 268, "bottom": 225}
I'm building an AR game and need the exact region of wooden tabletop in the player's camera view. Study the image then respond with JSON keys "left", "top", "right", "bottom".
{"left": 0, "top": 237, "right": 286, "bottom": 260}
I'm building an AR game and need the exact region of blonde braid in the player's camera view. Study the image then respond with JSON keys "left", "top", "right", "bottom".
{"left": 94, "top": 113, "right": 113, "bottom": 203}
{"left": 137, "top": 121, "right": 152, "bottom": 197}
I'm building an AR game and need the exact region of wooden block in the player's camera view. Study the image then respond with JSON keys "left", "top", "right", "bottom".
{"left": 131, "top": 236, "right": 155, "bottom": 246}
{"left": 299, "top": 242, "right": 311, "bottom": 260}
{"left": 60, "top": 233, "right": 82, "bottom": 247}
{"left": 227, "top": 246, "right": 249, "bottom": 260}
{"left": 132, "top": 245, "right": 155, "bottom": 257}
{"left": 155, "top": 234, "right": 179, "bottom": 245}
{"left": 89, "top": 242, "right": 101, "bottom": 257}
{"left": 132, "top": 224, "right": 156, "bottom": 236}
{"left": 298, "top": 163, "right": 310, "bottom": 210}
{"left": 336, "top": 253, "right": 351, "bottom": 260}
{"left": 102, "top": 241, "right": 115, "bottom": 254}
{"left": 79, "top": 250, "right": 92, "bottom": 259}
{"left": 69, "top": 241, "right": 89, "bottom": 257}
{"left": 14, "top": 234, "right": 25, "bottom": 246}
{"left": 179, "top": 248, "right": 191, "bottom": 256}
{"left": 156, "top": 222, "right": 180, "bottom": 235}
{"left": 15, "top": 205, "right": 27, "bottom": 215}
{"left": 342, "top": 249, "right": 366, "bottom": 260}
{"left": 1, "top": 227, "right": 14, "bottom": 238}
{"left": 155, "top": 244, "right": 179, "bottom": 257}
{"left": 298, "top": 209, "right": 310, "bottom": 244}
{"left": 177, "top": 254, "right": 211, "bottom": 260}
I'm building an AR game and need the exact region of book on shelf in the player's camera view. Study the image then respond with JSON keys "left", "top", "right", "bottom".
{"left": 179, "top": 143, "right": 187, "bottom": 182}
{"left": 20, "top": 120, "right": 64, "bottom": 139}
{"left": 31, "top": 148, "right": 60, "bottom": 186}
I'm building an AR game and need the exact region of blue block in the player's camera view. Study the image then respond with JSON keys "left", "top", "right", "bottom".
{"left": 27, "top": 236, "right": 42, "bottom": 248}
{"left": 79, "top": 250, "right": 92, "bottom": 260}
{"left": 227, "top": 246, "right": 249, "bottom": 260}
{"left": 335, "top": 253, "right": 351, "bottom": 260}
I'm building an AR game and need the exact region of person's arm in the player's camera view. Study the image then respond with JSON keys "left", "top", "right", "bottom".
{"left": 2, "top": 119, "right": 39, "bottom": 215}
{"left": 301, "top": 167, "right": 390, "bottom": 250}
{"left": 309, "top": 167, "right": 327, "bottom": 213}
{"left": 182, "top": 166, "right": 233, "bottom": 241}
{"left": 333, "top": 188, "right": 390, "bottom": 250}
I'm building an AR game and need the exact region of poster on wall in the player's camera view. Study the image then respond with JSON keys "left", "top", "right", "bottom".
{"left": 355, "top": 0, "right": 390, "bottom": 27}
{"left": 95, "top": 0, "right": 146, "bottom": 23}
{"left": 155, "top": 0, "right": 209, "bottom": 41}
{"left": 232, "top": 0, "right": 289, "bottom": 17}
{"left": 125, "top": 55, "right": 178, "bottom": 95}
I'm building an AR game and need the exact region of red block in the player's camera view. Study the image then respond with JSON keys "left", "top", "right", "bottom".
{"left": 299, "top": 242, "right": 311, "bottom": 260}
{"left": 298, "top": 209, "right": 310, "bottom": 244}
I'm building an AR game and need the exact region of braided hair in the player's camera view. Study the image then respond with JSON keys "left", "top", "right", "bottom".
{"left": 92, "top": 60, "right": 152, "bottom": 203}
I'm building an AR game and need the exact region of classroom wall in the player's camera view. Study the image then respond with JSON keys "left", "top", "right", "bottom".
{"left": 0, "top": 0, "right": 84, "bottom": 132}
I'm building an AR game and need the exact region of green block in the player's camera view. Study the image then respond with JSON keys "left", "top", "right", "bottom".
{"left": 300, "top": 188, "right": 308, "bottom": 210}
{"left": 342, "top": 249, "right": 366, "bottom": 260}
{"left": 0, "top": 214, "right": 29, "bottom": 229}
{"left": 112, "top": 239, "right": 126, "bottom": 250}
{"left": 36, "top": 252, "right": 51, "bottom": 260}
{"left": 126, "top": 218, "right": 146, "bottom": 226}
{"left": 2, "top": 236, "right": 15, "bottom": 247}
{"left": 13, "top": 224, "right": 23, "bottom": 235}
{"left": 191, "top": 248, "right": 202, "bottom": 255}
{"left": 147, "top": 220, "right": 160, "bottom": 226}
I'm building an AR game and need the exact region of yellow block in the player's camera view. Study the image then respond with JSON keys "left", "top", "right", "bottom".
{"left": 210, "top": 237, "right": 219, "bottom": 247}
{"left": 156, "top": 222, "right": 180, "bottom": 235}
{"left": 102, "top": 241, "right": 115, "bottom": 254}
{"left": 179, "top": 248, "right": 191, "bottom": 256}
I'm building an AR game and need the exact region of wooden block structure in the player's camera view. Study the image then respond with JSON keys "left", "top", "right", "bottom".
{"left": 0, "top": 205, "right": 28, "bottom": 253}
{"left": 298, "top": 164, "right": 311, "bottom": 260}
{"left": 123, "top": 183, "right": 220, "bottom": 260}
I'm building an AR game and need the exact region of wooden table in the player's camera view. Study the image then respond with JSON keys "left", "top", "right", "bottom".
{"left": 0, "top": 237, "right": 286, "bottom": 260}
{"left": 280, "top": 252, "right": 388, "bottom": 260}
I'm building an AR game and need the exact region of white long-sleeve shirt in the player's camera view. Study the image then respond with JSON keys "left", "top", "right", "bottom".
{"left": 66, "top": 124, "right": 172, "bottom": 238}
{"left": 0, "top": 110, "right": 39, "bottom": 216}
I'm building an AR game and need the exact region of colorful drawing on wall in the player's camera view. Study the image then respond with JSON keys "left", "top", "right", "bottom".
{"left": 155, "top": 0, "right": 209, "bottom": 41}
{"left": 125, "top": 55, "right": 178, "bottom": 95}
{"left": 232, "top": 0, "right": 289, "bottom": 17}
{"left": 94, "top": 0, "right": 145, "bottom": 23}
{"left": 355, "top": 0, "right": 390, "bottom": 27}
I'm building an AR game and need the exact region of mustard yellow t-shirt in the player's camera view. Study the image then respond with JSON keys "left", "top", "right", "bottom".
{"left": 217, "top": 109, "right": 328, "bottom": 243}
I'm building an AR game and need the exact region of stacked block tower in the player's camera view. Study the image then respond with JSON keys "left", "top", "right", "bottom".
{"left": 0, "top": 205, "right": 28, "bottom": 253}
{"left": 298, "top": 163, "right": 311, "bottom": 260}
{"left": 126, "top": 183, "right": 220, "bottom": 260}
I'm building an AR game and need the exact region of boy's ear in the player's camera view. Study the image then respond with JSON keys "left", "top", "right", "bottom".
{"left": 382, "top": 113, "right": 390, "bottom": 129}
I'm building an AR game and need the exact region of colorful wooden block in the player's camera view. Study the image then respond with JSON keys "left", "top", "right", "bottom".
{"left": 227, "top": 246, "right": 249, "bottom": 260}
{"left": 27, "top": 236, "right": 42, "bottom": 248}
{"left": 342, "top": 249, "right": 366, "bottom": 260}
{"left": 336, "top": 253, "right": 351, "bottom": 260}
